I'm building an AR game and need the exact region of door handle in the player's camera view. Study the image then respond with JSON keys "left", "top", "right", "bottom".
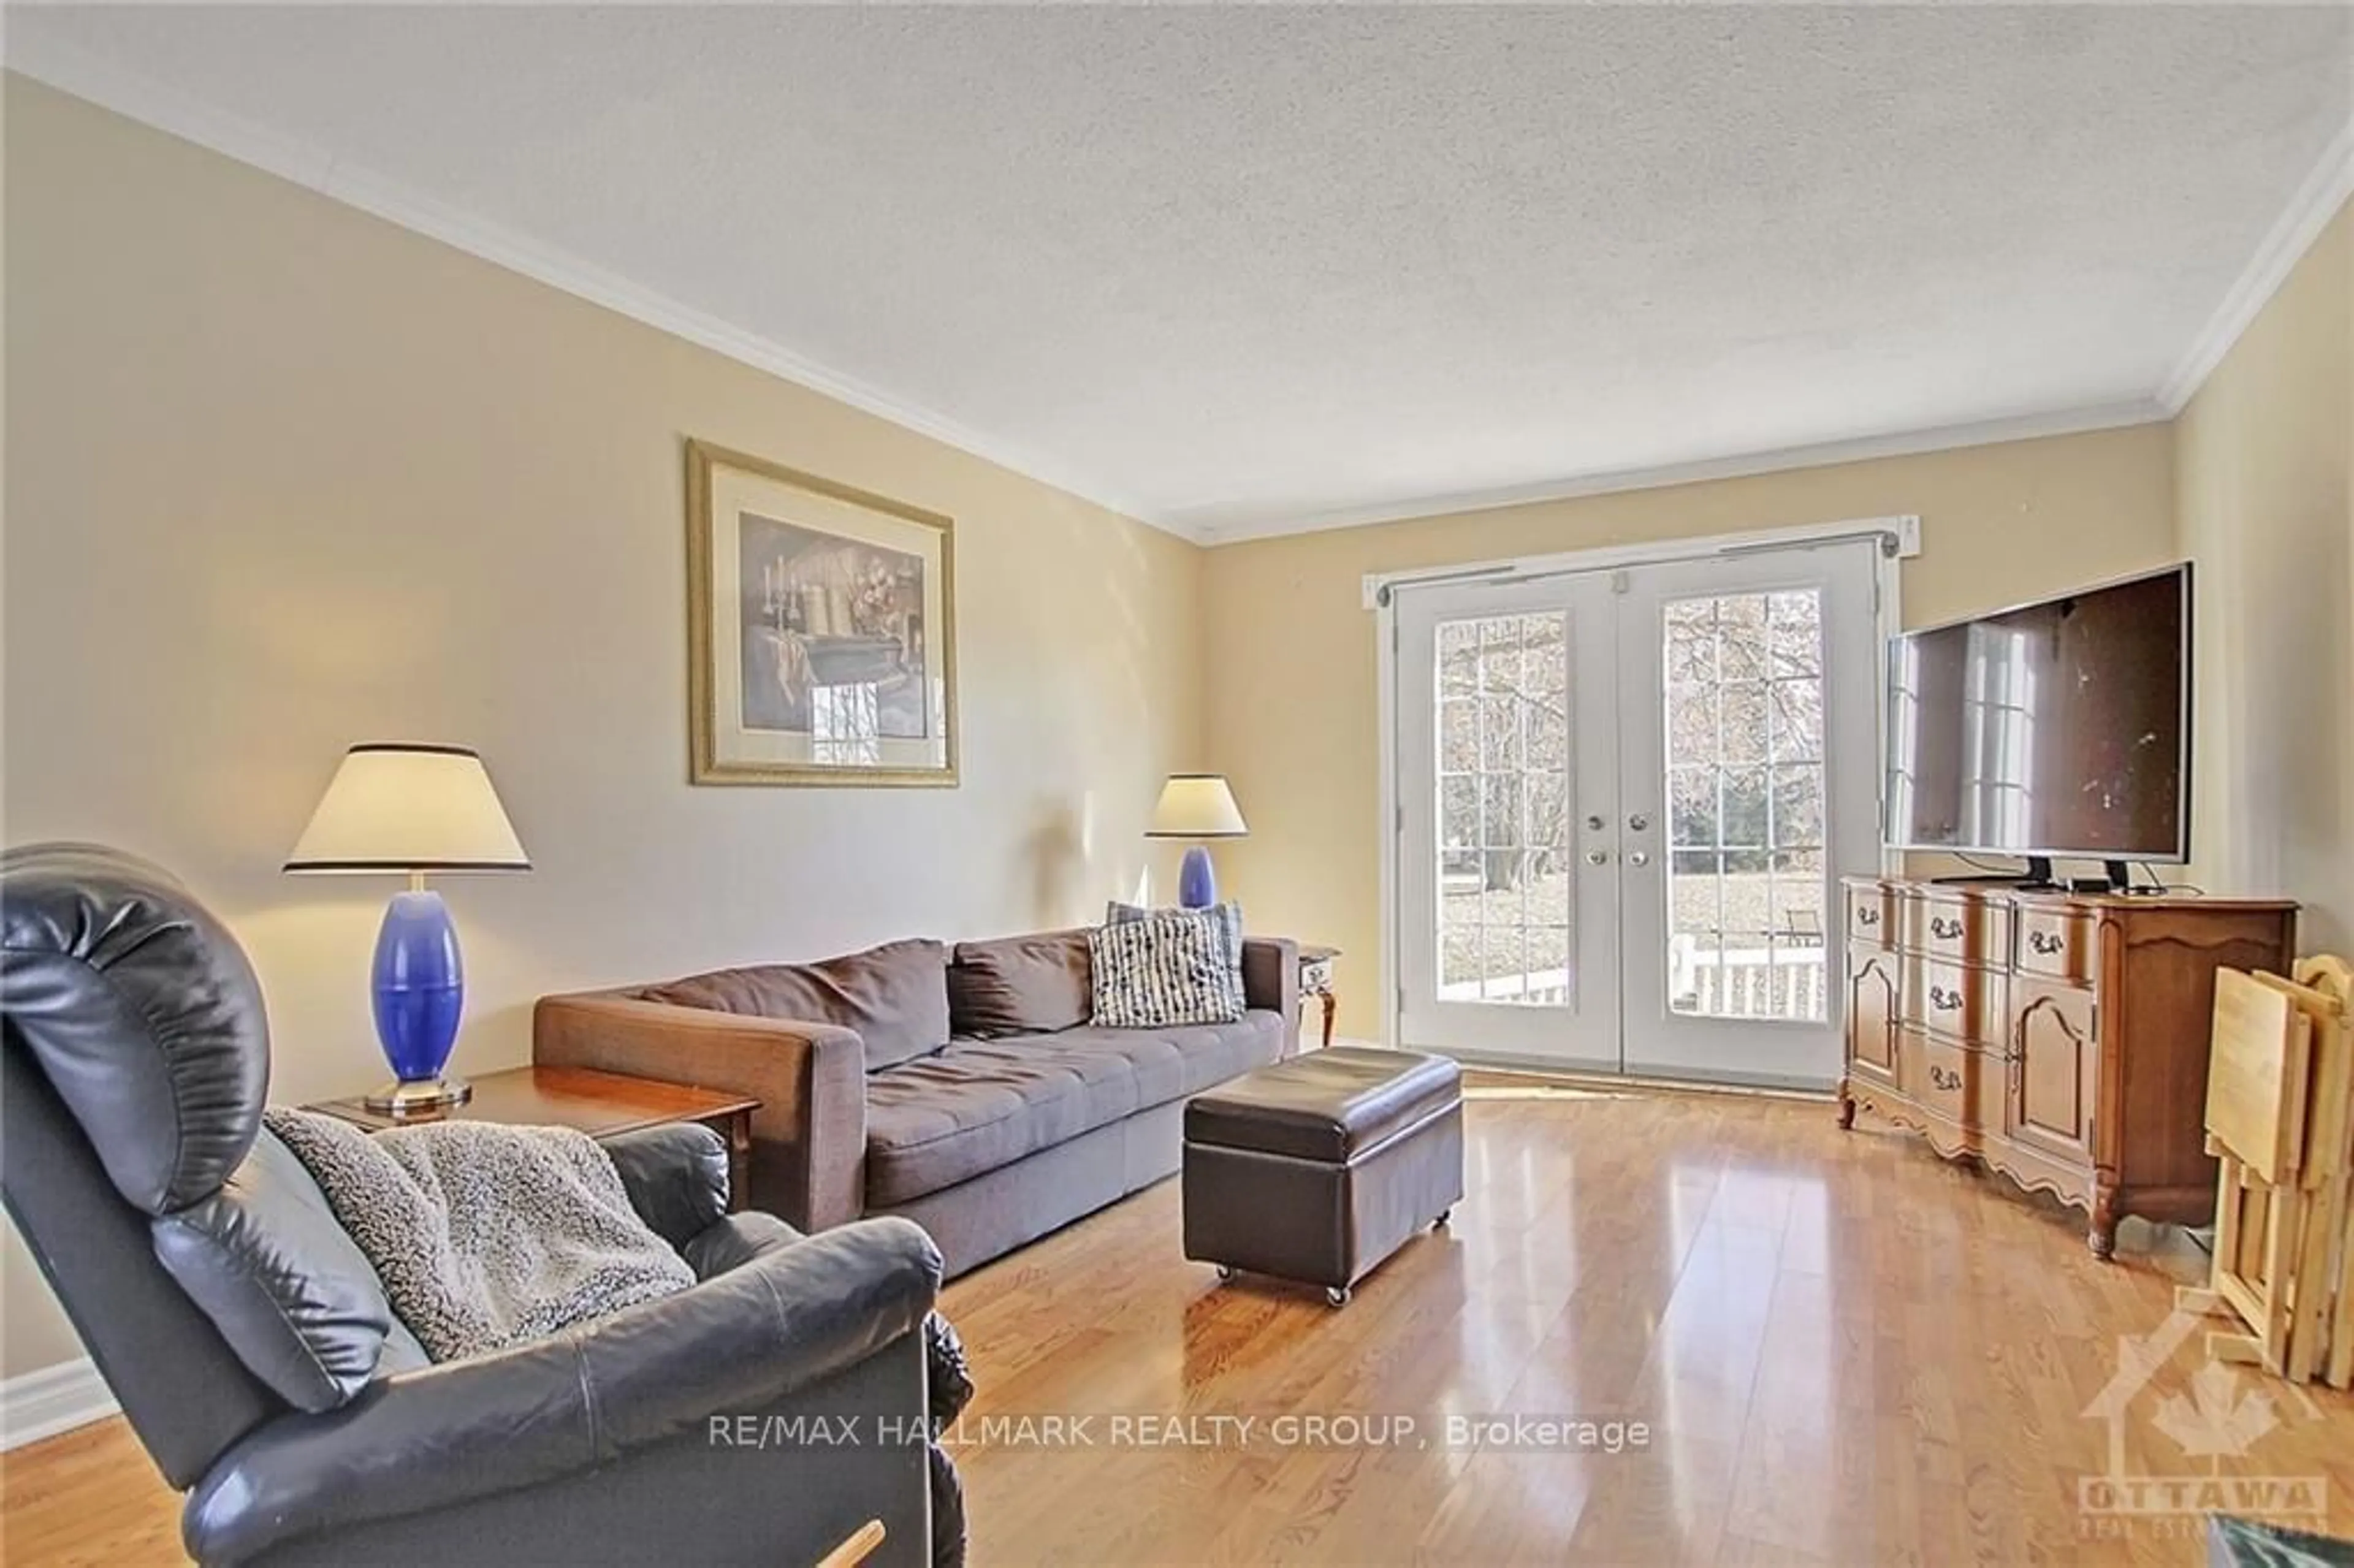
{"left": 1586, "top": 849, "right": 1610, "bottom": 866}
{"left": 1627, "top": 850, "right": 1651, "bottom": 868}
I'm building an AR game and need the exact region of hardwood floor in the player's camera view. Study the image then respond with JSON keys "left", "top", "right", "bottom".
{"left": 8, "top": 1077, "right": 2353, "bottom": 1564}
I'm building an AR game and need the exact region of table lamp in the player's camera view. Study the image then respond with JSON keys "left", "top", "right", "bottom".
{"left": 1145, "top": 774, "right": 1248, "bottom": 908}
{"left": 284, "top": 744, "right": 530, "bottom": 1114}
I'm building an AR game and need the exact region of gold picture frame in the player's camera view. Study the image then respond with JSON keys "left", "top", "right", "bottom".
{"left": 687, "top": 439, "right": 959, "bottom": 786}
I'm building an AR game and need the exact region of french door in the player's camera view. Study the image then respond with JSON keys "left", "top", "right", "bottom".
{"left": 1393, "top": 539, "right": 1882, "bottom": 1089}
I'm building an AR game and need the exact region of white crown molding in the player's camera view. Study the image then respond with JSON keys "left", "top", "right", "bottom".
{"left": 1189, "top": 399, "right": 2168, "bottom": 547}
{"left": 0, "top": 1357, "right": 116, "bottom": 1450}
{"left": 0, "top": 40, "right": 1202, "bottom": 544}
{"left": 2157, "top": 115, "right": 2354, "bottom": 414}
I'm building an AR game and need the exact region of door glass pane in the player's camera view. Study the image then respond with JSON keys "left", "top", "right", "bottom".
{"left": 1436, "top": 612, "right": 1571, "bottom": 1007}
{"left": 1663, "top": 590, "right": 1827, "bottom": 1021}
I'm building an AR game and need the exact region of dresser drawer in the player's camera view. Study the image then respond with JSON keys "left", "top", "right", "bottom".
{"left": 2016, "top": 904, "right": 2096, "bottom": 984}
{"left": 1897, "top": 1026, "right": 1978, "bottom": 1127}
{"left": 1847, "top": 883, "right": 1896, "bottom": 946}
{"left": 1902, "top": 956, "right": 2008, "bottom": 1048}
{"left": 1907, "top": 892, "right": 2010, "bottom": 966}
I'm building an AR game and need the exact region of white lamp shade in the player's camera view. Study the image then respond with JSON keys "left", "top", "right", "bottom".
{"left": 285, "top": 745, "right": 530, "bottom": 872}
{"left": 1146, "top": 774, "right": 1248, "bottom": 839}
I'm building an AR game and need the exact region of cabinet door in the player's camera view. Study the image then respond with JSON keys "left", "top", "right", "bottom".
{"left": 1846, "top": 946, "right": 1900, "bottom": 1090}
{"left": 2008, "top": 979, "right": 2098, "bottom": 1160}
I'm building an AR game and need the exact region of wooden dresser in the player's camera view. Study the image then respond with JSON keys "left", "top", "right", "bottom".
{"left": 1838, "top": 876, "right": 2296, "bottom": 1257}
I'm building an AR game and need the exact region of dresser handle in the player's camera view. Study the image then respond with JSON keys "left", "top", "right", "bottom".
{"left": 1929, "top": 984, "right": 1963, "bottom": 1013}
{"left": 1929, "top": 1063, "right": 1963, "bottom": 1093}
{"left": 1930, "top": 915, "right": 1964, "bottom": 940}
{"left": 2028, "top": 930, "right": 2065, "bottom": 956}
{"left": 1858, "top": 908, "right": 1880, "bottom": 927}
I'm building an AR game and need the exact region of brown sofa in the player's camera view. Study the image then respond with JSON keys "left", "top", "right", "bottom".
{"left": 535, "top": 928, "right": 1299, "bottom": 1276}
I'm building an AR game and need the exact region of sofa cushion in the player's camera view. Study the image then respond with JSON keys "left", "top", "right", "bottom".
{"left": 863, "top": 1013, "right": 1284, "bottom": 1206}
{"left": 947, "top": 930, "right": 1091, "bottom": 1038}
{"left": 641, "top": 938, "right": 950, "bottom": 1071}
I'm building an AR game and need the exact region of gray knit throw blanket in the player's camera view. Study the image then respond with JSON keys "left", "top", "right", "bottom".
{"left": 265, "top": 1107, "right": 695, "bottom": 1362}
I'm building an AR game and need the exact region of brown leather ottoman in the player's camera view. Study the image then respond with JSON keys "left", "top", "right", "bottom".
{"left": 1183, "top": 1047, "right": 1463, "bottom": 1306}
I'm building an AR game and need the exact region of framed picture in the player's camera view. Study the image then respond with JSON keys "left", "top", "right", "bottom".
{"left": 687, "top": 440, "right": 958, "bottom": 786}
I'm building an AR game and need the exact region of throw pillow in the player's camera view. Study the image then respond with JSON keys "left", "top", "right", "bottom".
{"left": 1089, "top": 908, "right": 1248, "bottom": 1028}
{"left": 641, "top": 938, "right": 950, "bottom": 1071}
{"left": 947, "top": 930, "right": 1092, "bottom": 1037}
{"left": 1105, "top": 899, "right": 1244, "bottom": 977}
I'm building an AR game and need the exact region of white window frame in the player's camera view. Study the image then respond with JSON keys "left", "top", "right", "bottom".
{"left": 1368, "top": 513, "right": 1916, "bottom": 1049}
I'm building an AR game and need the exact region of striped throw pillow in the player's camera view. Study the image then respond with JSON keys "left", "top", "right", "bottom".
{"left": 1088, "top": 910, "right": 1248, "bottom": 1027}
{"left": 1104, "top": 899, "right": 1244, "bottom": 978}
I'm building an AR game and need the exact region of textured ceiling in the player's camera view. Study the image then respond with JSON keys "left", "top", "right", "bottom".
{"left": 10, "top": 5, "right": 2352, "bottom": 539}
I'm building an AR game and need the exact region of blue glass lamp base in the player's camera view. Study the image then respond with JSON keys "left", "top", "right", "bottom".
{"left": 1178, "top": 845, "right": 1219, "bottom": 909}
{"left": 365, "top": 889, "right": 470, "bottom": 1113}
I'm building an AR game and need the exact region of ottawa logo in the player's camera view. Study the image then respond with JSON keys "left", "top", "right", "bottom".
{"left": 2077, "top": 1309, "right": 2327, "bottom": 1529}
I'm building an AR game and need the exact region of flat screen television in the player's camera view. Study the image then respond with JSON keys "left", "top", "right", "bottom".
{"left": 1883, "top": 563, "right": 2191, "bottom": 874}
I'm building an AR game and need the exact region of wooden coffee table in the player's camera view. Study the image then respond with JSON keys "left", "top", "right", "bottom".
{"left": 308, "top": 1065, "right": 761, "bottom": 1211}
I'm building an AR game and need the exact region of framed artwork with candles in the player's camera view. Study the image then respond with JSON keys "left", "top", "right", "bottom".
{"left": 686, "top": 440, "right": 959, "bottom": 786}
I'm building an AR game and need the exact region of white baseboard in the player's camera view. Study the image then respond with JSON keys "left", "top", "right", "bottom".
{"left": 1, "top": 1357, "right": 118, "bottom": 1449}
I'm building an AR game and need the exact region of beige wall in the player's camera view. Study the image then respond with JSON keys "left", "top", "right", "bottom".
{"left": 1, "top": 80, "right": 1205, "bottom": 1377}
{"left": 1202, "top": 424, "right": 2182, "bottom": 1038}
{"left": 2175, "top": 203, "right": 2353, "bottom": 954}
{"left": 4, "top": 70, "right": 2345, "bottom": 1398}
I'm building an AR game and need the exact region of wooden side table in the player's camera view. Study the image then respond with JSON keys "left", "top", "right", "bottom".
{"left": 308, "top": 1065, "right": 761, "bottom": 1212}
{"left": 1298, "top": 944, "right": 1340, "bottom": 1050}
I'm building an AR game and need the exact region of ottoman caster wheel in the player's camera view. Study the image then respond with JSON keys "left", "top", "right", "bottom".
{"left": 1325, "top": 1286, "right": 1352, "bottom": 1308}
{"left": 1433, "top": 1208, "right": 1452, "bottom": 1230}
{"left": 1215, "top": 1265, "right": 1237, "bottom": 1282}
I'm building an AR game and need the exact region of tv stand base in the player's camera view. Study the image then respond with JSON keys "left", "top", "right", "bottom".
{"left": 1930, "top": 856, "right": 2145, "bottom": 894}
{"left": 1932, "top": 854, "right": 2062, "bottom": 891}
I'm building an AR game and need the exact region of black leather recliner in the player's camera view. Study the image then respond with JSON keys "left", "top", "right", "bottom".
{"left": 1, "top": 843, "right": 942, "bottom": 1566}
